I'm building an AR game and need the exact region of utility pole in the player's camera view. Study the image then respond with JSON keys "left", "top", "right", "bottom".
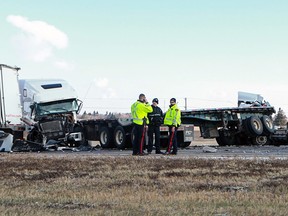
{"left": 184, "top": 97, "right": 187, "bottom": 110}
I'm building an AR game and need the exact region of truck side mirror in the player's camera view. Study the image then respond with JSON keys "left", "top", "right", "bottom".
{"left": 77, "top": 100, "right": 83, "bottom": 114}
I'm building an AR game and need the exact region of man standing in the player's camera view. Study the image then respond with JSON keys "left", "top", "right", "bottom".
{"left": 131, "top": 93, "right": 153, "bottom": 155}
{"left": 147, "top": 98, "right": 164, "bottom": 154}
{"left": 164, "top": 98, "right": 181, "bottom": 155}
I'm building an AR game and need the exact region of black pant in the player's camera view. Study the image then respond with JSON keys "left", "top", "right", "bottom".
{"left": 132, "top": 124, "right": 145, "bottom": 155}
{"left": 148, "top": 124, "right": 161, "bottom": 153}
{"left": 166, "top": 126, "right": 178, "bottom": 153}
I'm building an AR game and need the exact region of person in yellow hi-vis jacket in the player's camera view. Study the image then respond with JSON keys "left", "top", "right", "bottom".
{"left": 131, "top": 93, "right": 153, "bottom": 155}
{"left": 164, "top": 98, "right": 181, "bottom": 155}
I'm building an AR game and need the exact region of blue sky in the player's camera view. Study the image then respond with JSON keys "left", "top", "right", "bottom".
{"left": 1, "top": 1, "right": 288, "bottom": 114}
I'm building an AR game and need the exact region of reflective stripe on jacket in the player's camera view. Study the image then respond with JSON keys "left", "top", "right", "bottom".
{"left": 131, "top": 101, "right": 153, "bottom": 125}
{"left": 164, "top": 104, "right": 181, "bottom": 127}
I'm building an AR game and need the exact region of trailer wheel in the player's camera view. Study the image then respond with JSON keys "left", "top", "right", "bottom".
{"left": 130, "top": 127, "right": 135, "bottom": 144}
{"left": 245, "top": 116, "right": 263, "bottom": 136}
{"left": 177, "top": 141, "right": 191, "bottom": 148}
{"left": 113, "top": 126, "right": 126, "bottom": 149}
{"left": 176, "top": 131, "right": 191, "bottom": 148}
{"left": 216, "top": 130, "right": 236, "bottom": 146}
{"left": 235, "top": 134, "right": 249, "bottom": 145}
{"left": 216, "top": 136, "right": 236, "bottom": 146}
{"left": 160, "top": 138, "right": 169, "bottom": 148}
{"left": 215, "top": 136, "right": 224, "bottom": 146}
{"left": 130, "top": 127, "right": 147, "bottom": 150}
{"left": 252, "top": 136, "right": 270, "bottom": 145}
{"left": 261, "top": 115, "right": 274, "bottom": 134}
{"left": 99, "top": 127, "right": 112, "bottom": 148}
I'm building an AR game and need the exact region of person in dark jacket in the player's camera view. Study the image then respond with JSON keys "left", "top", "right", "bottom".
{"left": 147, "top": 98, "right": 164, "bottom": 154}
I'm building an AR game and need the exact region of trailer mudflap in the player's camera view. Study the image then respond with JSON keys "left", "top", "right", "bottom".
{"left": 181, "top": 124, "right": 194, "bottom": 142}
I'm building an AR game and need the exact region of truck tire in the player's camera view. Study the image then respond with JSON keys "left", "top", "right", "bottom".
{"left": 215, "top": 136, "right": 224, "bottom": 146}
{"left": 160, "top": 138, "right": 169, "bottom": 148}
{"left": 99, "top": 127, "right": 112, "bottom": 148}
{"left": 216, "top": 130, "right": 236, "bottom": 146}
{"left": 130, "top": 127, "right": 147, "bottom": 149}
{"left": 252, "top": 136, "right": 270, "bottom": 145}
{"left": 245, "top": 116, "right": 263, "bottom": 136}
{"left": 176, "top": 131, "right": 191, "bottom": 148}
{"left": 235, "top": 133, "right": 249, "bottom": 145}
{"left": 113, "top": 126, "right": 126, "bottom": 149}
{"left": 27, "top": 127, "right": 43, "bottom": 144}
{"left": 216, "top": 136, "right": 236, "bottom": 146}
{"left": 261, "top": 115, "right": 274, "bottom": 135}
{"left": 178, "top": 142, "right": 191, "bottom": 148}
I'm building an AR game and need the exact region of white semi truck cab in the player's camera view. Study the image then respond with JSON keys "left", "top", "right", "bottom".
{"left": 18, "top": 79, "right": 84, "bottom": 146}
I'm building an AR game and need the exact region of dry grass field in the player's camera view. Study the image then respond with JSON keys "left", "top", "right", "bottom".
{"left": 0, "top": 153, "right": 288, "bottom": 216}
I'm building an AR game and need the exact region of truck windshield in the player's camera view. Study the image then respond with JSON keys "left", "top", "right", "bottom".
{"left": 35, "top": 99, "right": 79, "bottom": 116}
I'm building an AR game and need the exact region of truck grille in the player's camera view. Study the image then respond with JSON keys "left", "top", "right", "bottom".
{"left": 40, "top": 120, "right": 63, "bottom": 133}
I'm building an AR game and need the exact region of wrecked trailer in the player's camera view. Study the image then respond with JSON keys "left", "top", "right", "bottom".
{"left": 181, "top": 92, "right": 276, "bottom": 146}
{"left": 0, "top": 64, "right": 26, "bottom": 152}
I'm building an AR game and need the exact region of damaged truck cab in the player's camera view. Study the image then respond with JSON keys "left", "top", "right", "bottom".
{"left": 19, "top": 79, "right": 84, "bottom": 146}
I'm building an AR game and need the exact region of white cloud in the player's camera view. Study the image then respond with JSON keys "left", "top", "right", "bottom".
{"left": 92, "top": 77, "right": 116, "bottom": 98}
{"left": 94, "top": 77, "right": 109, "bottom": 88}
{"left": 54, "top": 60, "right": 74, "bottom": 71}
{"left": 7, "top": 15, "right": 68, "bottom": 62}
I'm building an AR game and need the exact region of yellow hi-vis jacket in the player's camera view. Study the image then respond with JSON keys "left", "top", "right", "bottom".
{"left": 164, "top": 104, "right": 181, "bottom": 127}
{"left": 131, "top": 101, "right": 153, "bottom": 125}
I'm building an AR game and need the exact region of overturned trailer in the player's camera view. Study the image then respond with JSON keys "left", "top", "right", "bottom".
{"left": 181, "top": 92, "right": 276, "bottom": 146}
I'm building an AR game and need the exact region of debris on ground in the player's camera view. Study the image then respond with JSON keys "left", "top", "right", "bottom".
{"left": 203, "top": 146, "right": 217, "bottom": 153}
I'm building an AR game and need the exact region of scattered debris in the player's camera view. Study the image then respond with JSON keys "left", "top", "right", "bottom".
{"left": 203, "top": 146, "right": 217, "bottom": 153}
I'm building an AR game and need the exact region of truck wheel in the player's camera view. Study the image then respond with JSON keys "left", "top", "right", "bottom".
{"left": 177, "top": 141, "right": 191, "bottom": 148}
{"left": 113, "top": 126, "right": 126, "bottom": 149}
{"left": 252, "top": 136, "right": 270, "bottom": 145}
{"left": 176, "top": 131, "right": 191, "bottom": 148}
{"left": 99, "top": 127, "right": 112, "bottom": 148}
{"left": 235, "top": 134, "right": 249, "bottom": 145}
{"left": 216, "top": 136, "right": 224, "bottom": 146}
{"left": 27, "top": 128, "right": 43, "bottom": 144}
{"left": 216, "top": 136, "right": 236, "bottom": 146}
{"left": 216, "top": 130, "right": 236, "bottom": 146}
{"left": 130, "top": 127, "right": 136, "bottom": 145}
{"left": 160, "top": 138, "right": 169, "bottom": 148}
{"left": 245, "top": 116, "right": 263, "bottom": 136}
{"left": 261, "top": 115, "right": 274, "bottom": 134}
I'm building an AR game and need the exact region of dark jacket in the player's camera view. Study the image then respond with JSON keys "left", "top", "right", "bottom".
{"left": 148, "top": 105, "right": 164, "bottom": 126}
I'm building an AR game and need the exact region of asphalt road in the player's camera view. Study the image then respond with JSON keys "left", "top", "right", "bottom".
{"left": 37, "top": 144, "right": 288, "bottom": 160}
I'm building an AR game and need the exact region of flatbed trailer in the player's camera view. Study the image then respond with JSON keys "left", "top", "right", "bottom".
{"left": 181, "top": 106, "right": 276, "bottom": 146}
{"left": 79, "top": 118, "right": 194, "bottom": 149}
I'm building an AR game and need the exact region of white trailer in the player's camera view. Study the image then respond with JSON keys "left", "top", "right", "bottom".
{"left": 0, "top": 64, "right": 24, "bottom": 151}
